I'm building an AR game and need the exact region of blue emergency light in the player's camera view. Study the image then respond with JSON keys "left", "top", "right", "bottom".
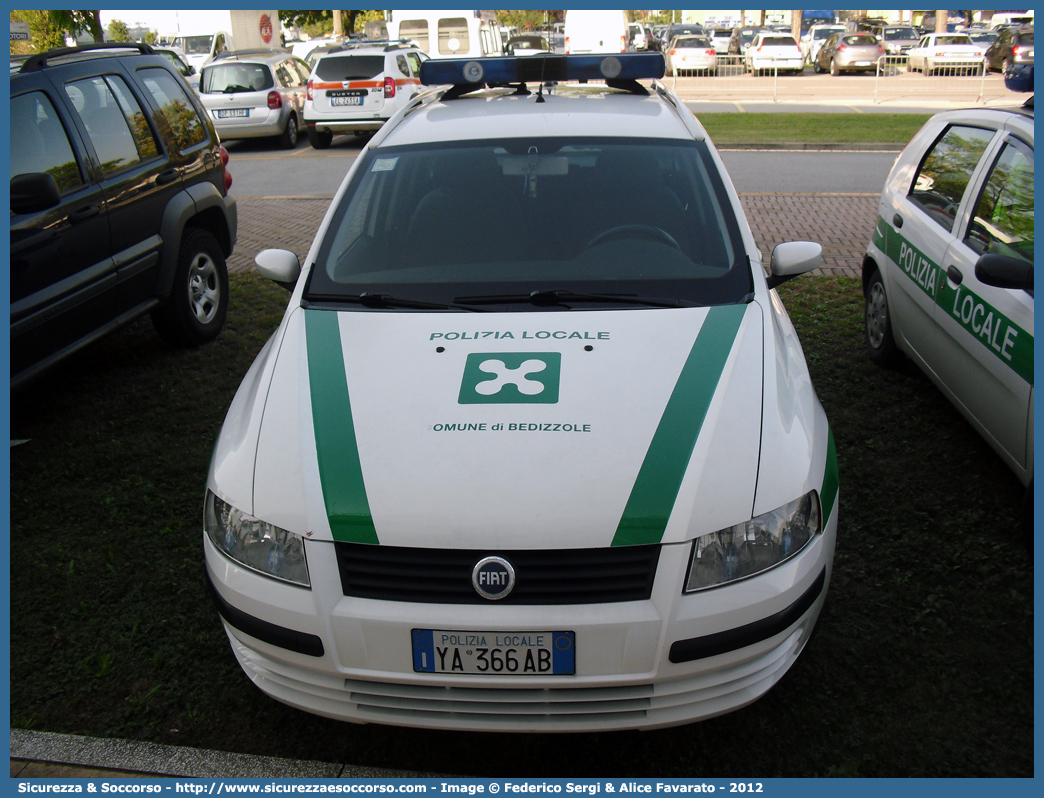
{"left": 419, "top": 52, "right": 665, "bottom": 88}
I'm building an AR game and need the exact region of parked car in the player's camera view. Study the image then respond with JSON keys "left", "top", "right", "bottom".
{"left": 198, "top": 50, "right": 309, "bottom": 149}
{"left": 10, "top": 42, "right": 237, "bottom": 389}
{"left": 871, "top": 25, "right": 921, "bottom": 56}
{"left": 862, "top": 104, "right": 1033, "bottom": 531}
{"left": 154, "top": 46, "right": 199, "bottom": 92}
{"left": 985, "top": 27, "right": 1034, "bottom": 72}
{"left": 906, "top": 33, "right": 985, "bottom": 75}
{"left": 206, "top": 52, "right": 837, "bottom": 732}
{"left": 505, "top": 35, "right": 553, "bottom": 57}
{"left": 303, "top": 43, "right": 428, "bottom": 148}
{"left": 707, "top": 27, "right": 734, "bottom": 54}
{"left": 666, "top": 35, "right": 718, "bottom": 76}
{"left": 814, "top": 32, "right": 884, "bottom": 74}
{"left": 801, "top": 24, "right": 847, "bottom": 64}
{"left": 628, "top": 22, "right": 646, "bottom": 51}
{"left": 728, "top": 26, "right": 771, "bottom": 55}
{"left": 745, "top": 32, "right": 805, "bottom": 74}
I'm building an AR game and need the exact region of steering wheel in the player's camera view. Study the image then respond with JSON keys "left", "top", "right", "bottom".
{"left": 584, "top": 224, "right": 681, "bottom": 251}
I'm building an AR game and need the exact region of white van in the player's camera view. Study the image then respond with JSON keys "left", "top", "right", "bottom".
{"left": 386, "top": 9, "right": 504, "bottom": 59}
{"left": 564, "top": 9, "right": 630, "bottom": 55}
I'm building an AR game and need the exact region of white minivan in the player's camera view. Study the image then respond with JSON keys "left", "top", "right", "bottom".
{"left": 564, "top": 9, "right": 630, "bottom": 54}
{"left": 386, "top": 9, "right": 504, "bottom": 59}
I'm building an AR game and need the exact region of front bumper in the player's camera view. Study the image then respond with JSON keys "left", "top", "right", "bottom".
{"left": 204, "top": 505, "right": 837, "bottom": 732}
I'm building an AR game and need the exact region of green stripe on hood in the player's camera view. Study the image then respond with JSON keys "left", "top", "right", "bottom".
{"left": 305, "top": 310, "right": 379, "bottom": 544}
{"left": 612, "top": 304, "right": 747, "bottom": 547}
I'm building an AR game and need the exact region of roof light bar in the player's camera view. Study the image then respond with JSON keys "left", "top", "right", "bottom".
{"left": 419, "top": 53, "right": 665, "bottom": 87}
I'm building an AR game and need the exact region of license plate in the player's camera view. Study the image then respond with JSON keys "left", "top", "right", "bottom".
{"left": 331, "top": 96, "right": 363, "bottom": 106}
{"left": 855, "top": 61, "right": 872, "bottom": 66}
{"left": 412, "top": 629, "right": 575, "bottom": 675}
{"left": 216, "top": 109, "right": 248, "bottom": 118}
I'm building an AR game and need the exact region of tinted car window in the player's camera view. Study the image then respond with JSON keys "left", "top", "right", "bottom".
{"left": 202, "top": 63, "right": 274, "bottom": 93}
{"left": 909, "top": 125, "right": 995, "bottom": 233}
{"left": 966, "top": 140, "right": 1034, "bottom": 263}
{"left": 883, "top": 27, "right": 918, "bottom": 39}
{"left": 316, "top": 55, "right": 385, "bottom": 81}
{"left": 675, "top": 38, "right": 709, "bottom": 49}
{"left": 842, "top": 35, "right": 877, "bottom": 45}
{"left": 65, "top": 75, "right": 158, "bottom": 175}
{"left": 11, "top": 91, "right": 83, "bottom": 192}
{"left": 138, "top": 67, "right": 207, "bottom": 152}
{"left": 763, "top": 36, "right": 797, "bottom": 46}
{"left": 1015, "top": 31, "right": 1033, "bottom": 45}
{"left": 307, "top": 138, "right": 749, "bottom": 306}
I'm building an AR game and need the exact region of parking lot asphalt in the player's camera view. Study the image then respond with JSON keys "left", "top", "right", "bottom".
{"left": 12, "top": 176, "right": 878, "bottom": 783}
{"left": 226, "top": 193, "right": 877, "bottom": 279}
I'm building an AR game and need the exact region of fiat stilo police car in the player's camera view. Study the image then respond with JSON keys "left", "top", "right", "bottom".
{"left": 204, "top": 54, "right": 839, "bottom": 731}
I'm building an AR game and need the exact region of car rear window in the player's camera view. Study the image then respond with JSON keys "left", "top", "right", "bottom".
{"left": 306, "top": 137, "right": 752, "bottom": 308}
{"left": 935, "top": 35, "right": 972, "bottom": 45}
{"left": 883, "top": 28, "right": 917, "bottom": 39}
{"left": 675, "top": 38, "right": 710, "bottom": 48}
{"left": 202, "top": 63, "right": 274, "bottom": 94}
{"left": 762, "top": 36, "right": 797, "bottom": 46}
{"left": 813, "top": 28, "right": 843, "bottom": 39}
{"left": 315, "top": 55, "right": 385, "bottom": 81}
{"left": 1016, "top": 31, "right": 1033, "bottom": 44}
{"left": 843, "top": 35, "right": 877, "bottom": 45}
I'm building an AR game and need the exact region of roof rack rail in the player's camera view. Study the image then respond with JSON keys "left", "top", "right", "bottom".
{"left": 20, "top": 41, "right": 156, "bottom": 73}
{"left": 212, "top": 47, "right": 289, "bottom": 61}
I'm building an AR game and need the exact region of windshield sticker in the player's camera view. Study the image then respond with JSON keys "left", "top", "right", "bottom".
{"left": 371, "top": 157, "right": 398, "bottom": 172}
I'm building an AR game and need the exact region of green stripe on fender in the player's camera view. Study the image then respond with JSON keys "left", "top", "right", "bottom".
{"left": 820, "top": 427, "right": 838, "bottom": 526}
{"left": 612, "top": 305, "right": 747, "bottom": 547}
{"left": 305, "top": 310, "right": 379, "bottom": 544}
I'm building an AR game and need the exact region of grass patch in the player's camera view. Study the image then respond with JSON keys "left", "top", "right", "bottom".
{"left": 698, "top": 113, "right": 932, "bottom": 144}
{"left": 10, "top": 274, "right": 1032, "bottom": 776}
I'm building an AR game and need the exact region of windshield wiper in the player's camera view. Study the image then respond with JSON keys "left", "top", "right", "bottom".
{"left": 306, "top": 292, "right": 492, "bottom": 312}
{"left": 453, "top": 289, "right": 697, "bottom": 309}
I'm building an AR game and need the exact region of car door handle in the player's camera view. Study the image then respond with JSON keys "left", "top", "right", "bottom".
{"left": 893, "top": 213, "right": 903, "bottom": 229}
{"left": 156, "top": 169, "right": 180, "bottom": 186}
{"left": 947, "top": 265, "right": 963, "bottom": 285}
{"left": 68, "top": 204, "right": 100, "bottom": 222}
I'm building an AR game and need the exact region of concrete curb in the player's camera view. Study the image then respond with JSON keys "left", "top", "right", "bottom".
{"left": 10, "top": 730, "right": 435, "bottom": 779}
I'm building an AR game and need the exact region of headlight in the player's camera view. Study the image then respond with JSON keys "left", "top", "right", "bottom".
{"left": 204, "top": 491, "right": 310, "bottom": 587}
{"left": 684, "top": 491, "right": 820, "bottom": 593}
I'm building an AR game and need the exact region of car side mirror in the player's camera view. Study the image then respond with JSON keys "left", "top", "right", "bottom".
{"left": 11, "top": 172, "right": 61, "bottom": 215}
{"left": 187, "top": 65, "right": 196, "bottom": 75}
{"left": 975, "top": 252, "right": 1033, "bottom": 293}
{"left": 766, "top": 241, "right": 822, "bottom": 288}
{"left": 255, "top": 248, "right": 301, "bottom": 291}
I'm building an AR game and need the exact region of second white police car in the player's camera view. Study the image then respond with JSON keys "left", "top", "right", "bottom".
{"left": 205, "top": 53, "right": 839, "bottom": 731}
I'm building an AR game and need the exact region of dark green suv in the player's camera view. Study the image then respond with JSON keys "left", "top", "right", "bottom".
{"left": 10, "top": 42, "right": 238, "bottom": 389}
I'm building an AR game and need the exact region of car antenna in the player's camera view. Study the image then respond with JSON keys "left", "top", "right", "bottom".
{"left": 536, "top": 53, "right": 548, "bottom": 103}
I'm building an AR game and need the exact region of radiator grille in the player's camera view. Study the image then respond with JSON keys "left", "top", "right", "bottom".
{"left": 334, "top": 543, "right": 661, "bottom": 604}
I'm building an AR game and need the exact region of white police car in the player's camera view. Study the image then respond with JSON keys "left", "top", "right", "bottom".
{"left": 205, "top": 54, "right": 838, "bottom": 731}
{"left": 862, "top": 103, "right": 1033, "bottom": 521}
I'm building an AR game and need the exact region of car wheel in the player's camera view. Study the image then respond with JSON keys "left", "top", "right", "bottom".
{"left": 279, "top": 114, "right": 298, "bottom": 150}
{"left": 813, "top": 58, "right": 823, "bottom": 74}
{"left": 151, "top": 229, "right": 228, "bottom": 347}
{"left": 307, "top": 127, "right": 333, "bottom": 149}
{"left": 865, "top": 269, "right": 898, "bottom": 365}
{"left": 830, "top": 57, "right": 839, "bottom": 76}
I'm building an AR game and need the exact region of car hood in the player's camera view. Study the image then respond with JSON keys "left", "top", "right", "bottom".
{"left": 213, "top": 302, "right": 768, "bottom": 549}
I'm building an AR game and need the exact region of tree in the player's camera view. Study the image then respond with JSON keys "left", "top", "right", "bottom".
{"left": 48, "top": 10, "right": 104, "bottom": 42}
{"left": 107, "top": 18, "right": 131, "bottom": 42}
{"left": 278, "top": 10, "right": 376, "bottom": 37}
{"left": 10, "top": 10, "right": 66, "bottom": 54}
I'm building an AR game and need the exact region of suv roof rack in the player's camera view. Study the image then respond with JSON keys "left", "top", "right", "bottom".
{"left": 212, "top": 47, "right": 289, "bottom": 61}
{"left": 20, "top": 41, "right": 155, "bottom": 73}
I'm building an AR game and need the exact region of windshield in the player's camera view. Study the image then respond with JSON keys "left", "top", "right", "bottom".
{"left": 201, "top": 63, "right": 274, "bottom": 93}
{"left": 305, "top": 138, "right": 751, "bottom": 309}
{"left": 882, "top": 27, "right": 917, "bottom": 40}
{"left": 175, "top": 35, "right": 212, "bottom": 55}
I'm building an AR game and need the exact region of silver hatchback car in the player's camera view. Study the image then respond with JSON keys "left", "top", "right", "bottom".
{"left": 198, "top": 50, "right": 310, "bottom": 149}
